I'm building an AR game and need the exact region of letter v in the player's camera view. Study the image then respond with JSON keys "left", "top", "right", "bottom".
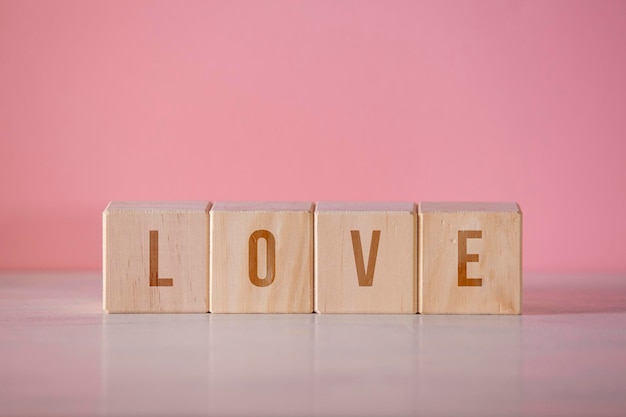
{"left": 350, "top": 230, "right": 381, "bottom": 287}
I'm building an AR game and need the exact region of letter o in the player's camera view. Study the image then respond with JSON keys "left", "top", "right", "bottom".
{"left": 248, "top": 230, "right": 276, "bottom": 287}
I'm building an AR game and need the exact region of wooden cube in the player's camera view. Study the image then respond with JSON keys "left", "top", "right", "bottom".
{"left": 419, "top": 202, "right": 522, "bottom": 314}
{"left": 103, "top": 201, "right": 210, "bottom": 313}
{"left": 209, "top": 202, "right": 313, "bottom": 313}
{"left": 315, "top": 202, "right": 417, "bottom": 313}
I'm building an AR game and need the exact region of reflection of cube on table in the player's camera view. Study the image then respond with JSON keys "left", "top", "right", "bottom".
{"left": 103, "top": 201, "right": 211, "bottom": 313}
{"left": 209, "top": 202, "right": 314, "bottom": 313}
{"left": 418, "top": 202, "right": 522, "bottom": 314}
{"left": 315, "top": 202, "right": 417, "bottom": 314}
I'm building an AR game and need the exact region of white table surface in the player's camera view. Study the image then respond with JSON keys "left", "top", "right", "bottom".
{"left": 1, "top": 272, "right": 625, "bottom": 417}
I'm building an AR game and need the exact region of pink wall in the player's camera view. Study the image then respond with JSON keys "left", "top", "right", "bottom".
{"left": 1, "top": 0, "right": 625, "bottom": 272}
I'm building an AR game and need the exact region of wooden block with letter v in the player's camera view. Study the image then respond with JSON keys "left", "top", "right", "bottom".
{"left": 418, "top": 202, "right": 522, "bottom": 314}
{"left": 103, "top": 201, "right": 210, "bottom": 313}
{"left": 315, "top": 202, "right": 417, "bottom": 313}
{"left": 209, "top": 202, "right": 314, "bottom": 313}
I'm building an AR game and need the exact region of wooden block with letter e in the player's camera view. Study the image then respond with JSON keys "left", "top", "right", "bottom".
{"left": 103, "top": 201, "right": 210, "bottom": 313}
{"left": 209, "top": 202, "right": 313, "bottom": 313}
{"left": 418, "top": 202, "right": 522, "bottom": 314}
{"left": 315, "top": 202, "right": 417, "bottom": 313}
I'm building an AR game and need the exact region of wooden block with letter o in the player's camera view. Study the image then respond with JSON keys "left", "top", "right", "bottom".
{"left": 103, "top": 201, "right": 210, "bottom": 313}
{"left": 209, "top": 202, "right": 314, "bottom": 313}
{"left": 315, "top": 202, "right": 417, "bottom": 313}
{"left": 418, "top": 202, "right": 522, "bottom": 314}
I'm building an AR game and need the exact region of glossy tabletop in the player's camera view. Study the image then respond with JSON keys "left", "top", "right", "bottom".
{"left": 1, "top": 272, "right": 625, "bottom": 416}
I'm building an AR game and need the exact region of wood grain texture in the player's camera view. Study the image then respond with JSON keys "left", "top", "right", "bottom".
{"left": 419, "top": 202, "right": 522, "bottom": 314}
{"left": 209, "top": 202, "right": 313, "bottom": 313}
{"left": 315, "top": 202, "right": 417, "bottom": 314}
{"left": 103, "top": 201, "right": 210, "bottom": 313}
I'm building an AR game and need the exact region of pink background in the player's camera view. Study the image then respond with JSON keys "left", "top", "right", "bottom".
{"left": 1, "top": 0, "right": 625, "bottom": 272}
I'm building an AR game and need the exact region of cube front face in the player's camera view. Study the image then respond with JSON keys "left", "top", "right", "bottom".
{"left": 315, "top": 203, "right": 417, "bottom": 314}
{"left": 103, "top": 202, "right": 210, "bottom": 313}
{"left": 419, "top": 202, "right": 522, "bottom": 314}
{"left": 209, "top": 202, "right": 313, "bottom": 313}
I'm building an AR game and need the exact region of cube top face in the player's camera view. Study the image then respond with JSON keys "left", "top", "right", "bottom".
{"left": 103, "top": 201, "right": 211, "bottom": 313}
{"left": 316, "top": 201, "right": 415, "bottom": 212}
{"left": 419, "top": 202, "right": 522, "bottom": 315}
{"left": 210, "top": 202, "right": 313, "bottom": 313}
{"left": 315, "top": 203, "right": 417, "bottom": 314}
{"left": 211, "top": 201, "right": 313, "bottom": 212}
{"left": 419, "top": 202, "right": 520, "bottom": 214}
{"left": 106, "top": 201, "right": 211, "bottom": 212}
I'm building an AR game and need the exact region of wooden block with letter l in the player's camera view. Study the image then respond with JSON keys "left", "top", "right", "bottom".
{"left": 209, "top": 202, "right": 313, "bottom": 313}
{"left": 418, "top": 202, "right": 522, "bottom": 314}
{"left": 103, "top": 201, "right": 210, "bottom": 313}
{"left": 315, "top": 202, "right": 417, "bottom": 314}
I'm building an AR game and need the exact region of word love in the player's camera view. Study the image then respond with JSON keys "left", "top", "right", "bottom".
{"left": 103, "top": 201, "right": 522, "bottom": 315}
